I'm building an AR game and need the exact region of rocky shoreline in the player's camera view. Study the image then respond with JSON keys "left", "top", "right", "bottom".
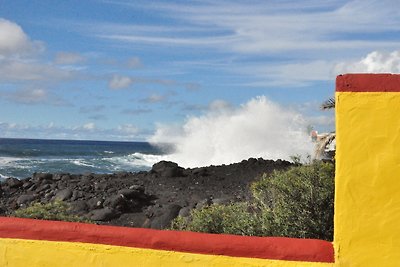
{"left": 0, "top": 158, "right": 292, "bottom": 229}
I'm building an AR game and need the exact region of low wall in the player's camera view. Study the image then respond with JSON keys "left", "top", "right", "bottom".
{"left": 0, "top": 217, "right": 334, "bottom": 266}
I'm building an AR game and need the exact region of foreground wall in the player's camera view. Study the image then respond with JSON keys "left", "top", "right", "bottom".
{"left": 0, "top": 217, "right": 334, "bottom": 267}
{"left": 335, "top": 74, "right": 400, "bottom": 266}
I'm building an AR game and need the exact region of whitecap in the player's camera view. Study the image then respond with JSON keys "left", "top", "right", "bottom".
{"left": 71, "top": 159, "right": 97, "bottom": 168}
{"left": 103, "top": 153, "right": 166, "bottom": 169}
{"left": 0, "top": 157, "right": 26, "bottom": 167}
{"left": 0, "top": 173, "right": 9, "bottom": 180}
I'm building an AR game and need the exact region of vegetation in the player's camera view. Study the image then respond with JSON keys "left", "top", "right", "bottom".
{"left": 170, "top": 202, "right": 269, "bottom": 236}
{"left": 252, "top": 160, "right": 334, "bottom": 240}
{"left": 12, "top": 200, "right": 90, "bottom": 223}
{"left": 171, "top": 160, "right": 334, "bottom": 241}
{"left": 320, "top": 97, "right": 335, "bottom": 110}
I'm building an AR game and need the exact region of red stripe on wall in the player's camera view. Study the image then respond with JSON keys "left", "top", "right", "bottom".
{"left": 337, "top": 74, "right": 400, "bottom": 92}
{"left": 0, "top": 217, "right": 333, "bottom": 263}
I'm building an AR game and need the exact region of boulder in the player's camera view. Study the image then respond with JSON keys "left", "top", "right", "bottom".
{"left": 192, "top": 167, "right": 208, "bottom": 176}
{"left": 151, "top": 161, "right": 184, "bottom": 178}
{"left": 52, "top": 174, "right": 63, "bottom": 181}
{"left": 71, "top": 190, "right": 84, "bottom": 201}
{"left": 22, "top": 181, "right": 33, "bottom": 190}
{"left": 36, "top": 184, "right": 51, "bottom": 193}
{"left": 103, "top": 194, "right": 129, "bottom": 212}
{"left": 178, "top": 206, "right": 191, "bottom": 218}
{"left": 89, "top": 207, "right": 118, "bottom": 221}
{"left": 5, "top": 177, "right": 23, "bottom": 188}
{"left": 27, "top": 184, "right": 38, "bottom": 192}
{"left": 55, "top": 188, "right": 73, "bottom": 201}
{"left": 71, "top": 200, "right": 89, "bottom": 215}
{"left": 16, "top": 194, "right": 38, "bottom": 205}
{"left": 195, "top": 198, "right": 212, "bottom": 210}
{"left": 118, "top": 186, "right": 144, "bottom": 199}
{"left": 87, "top": 197, "right": 103, "bottom": 210}
{"left": 150, "top": 204, "right": 181, "bottom": 229}
{"left": 32, "top": 173, "right": 53, "bottom": 182}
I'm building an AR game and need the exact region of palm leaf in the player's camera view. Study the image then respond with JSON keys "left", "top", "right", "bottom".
{"left": 320, "top": 98, "right": 335, "bottom": 110}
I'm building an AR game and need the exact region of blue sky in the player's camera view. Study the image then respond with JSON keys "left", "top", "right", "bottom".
{"left": 0, "top": 0, "right": 400, "bottom": 141}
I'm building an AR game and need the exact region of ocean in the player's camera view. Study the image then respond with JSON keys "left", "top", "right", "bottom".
{"left": 0, "top": 138, "right": 169, "bottom": 180}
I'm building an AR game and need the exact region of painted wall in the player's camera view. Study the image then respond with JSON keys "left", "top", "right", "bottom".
{"left": 334, "top": 74, "right": 400, "bottom": 266}
{"left": 2, "top": 74, "right": 400, "bottom": 266}
{"left": 0, "top": 217, "right": 334, "bottom": 266}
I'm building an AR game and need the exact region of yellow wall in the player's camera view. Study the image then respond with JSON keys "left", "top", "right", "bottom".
{"left": 335, "top": 91, "right": 400, "bottom": 266}
{"left": 0, "top": 238, "right": 333, "bottom": 267}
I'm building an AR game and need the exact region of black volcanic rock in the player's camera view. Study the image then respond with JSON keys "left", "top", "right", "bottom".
{"left": 5, "top": 178, "right": 23, "bottom": 188}
{"left": 17, "top": 194, "right": 38, "bottom": 206}
{"left": 150, "top": 204, "right": 182, "bottom": 229}
{"left": 0, "top": 158, "right": 292, "bottom": 229}
{"left": 55, "top": 188, "right": 73, "bottom": 201}
{"left": 32, "top": 173, "right": 53, "bottom": 183}
{"left": 151, "top": 161, "right": 184, "bottom": 177}
{"left": 89, "top": 207, "right": 118, "bottom": 221}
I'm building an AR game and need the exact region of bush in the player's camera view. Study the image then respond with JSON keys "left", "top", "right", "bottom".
{"left": 12, "top": 200, "right": 90, "bottom": 223}
{"left": 252, "top": 160, "right": 334, "bottom": 240}
{"left": 170, "top": 202, "right": 270, "bottom": 236}
{"left": 171, "top": 160, "right": 334, "bottom": 241}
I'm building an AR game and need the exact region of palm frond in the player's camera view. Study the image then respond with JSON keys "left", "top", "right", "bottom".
{"left": 320, "top": 98, "right": 335, "bottom": 110}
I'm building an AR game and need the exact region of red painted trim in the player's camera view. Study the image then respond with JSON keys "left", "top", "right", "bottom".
{"left": 0, "top": 217, "right": 334, "bottom": 263}
{"left": 336, "top": 74, "right": 400, "bottom": 92}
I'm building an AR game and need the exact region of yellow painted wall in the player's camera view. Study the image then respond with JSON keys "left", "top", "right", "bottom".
{"left": 0, "top": 238, "right": 333, "bottom": 267}
{"left": 335, "top": 92, "right": 400, "bottom": 266}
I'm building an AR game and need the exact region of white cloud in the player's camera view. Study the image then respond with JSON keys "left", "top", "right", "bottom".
{"left": 117, "top": 124, "right": 139, "bottom": 135}
{"left": 82, "top": 122, "right": 96, "bottom": 131}
{"left": 2, "top": 88, "right": 69, "bottom": 106}
{"left": 149, "top": 96, "right": 313, "bottom": 167}
{"left": 334, "top": 51, "right": 400, "bottom": 74}
{"left": 0, "top": 121, "right": 145, "bottom": 141}
{"left": 0, "top": 18, "right": 43, "bottom": 57}
{"left": 0, "top": 19, "right": 76, "bottom": 86}
{"left": 108, "top": 74, "right": 133, "bottom": 89}
{"left": 140, "top": 93, "right": 168, "bottom": 104}
{"left": 87, "top": 1, "right": 400, "bottom": 86}
{"left": 8, "top": 88, "right": 47, "bottom": 104}
{"left": 0, "top": 59, "right": 73, "bottom": 82}
{"left": 96, "top": 1, "right": 400, "bottom": 55}
{"left": 55, "top": 52, "right": 86, "bottom": 65}
{"left": 234, "top": 60, "right": 335, "bottom": 87}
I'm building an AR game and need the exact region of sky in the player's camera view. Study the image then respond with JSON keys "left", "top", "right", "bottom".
{"left": 1, "top": 0, "right": 400, "bottom": 142}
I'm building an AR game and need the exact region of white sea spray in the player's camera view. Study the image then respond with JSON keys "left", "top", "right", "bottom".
{"left": 149, "top": 96, "right": 314, "bottom": 168}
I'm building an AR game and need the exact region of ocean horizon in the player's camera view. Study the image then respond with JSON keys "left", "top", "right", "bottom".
{"left": 0, "top": 138, "right": 170, "bottom": 180}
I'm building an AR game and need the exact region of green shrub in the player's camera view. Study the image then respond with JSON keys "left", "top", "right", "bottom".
{"left": 12, "top": 200, "right": 90, "bottom": 223}
{"left": 170, "top": 202, "right": 269, "bottom": 236}
{"left": 251, "top": 160, "right": 334, "bottom": 240}
{"left": 171, "top": 160, "right": 334, "bottom": 241}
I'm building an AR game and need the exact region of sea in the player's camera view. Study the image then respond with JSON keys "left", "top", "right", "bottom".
{"left": 0, "top": 138, "right": 170, "bottom": 180}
